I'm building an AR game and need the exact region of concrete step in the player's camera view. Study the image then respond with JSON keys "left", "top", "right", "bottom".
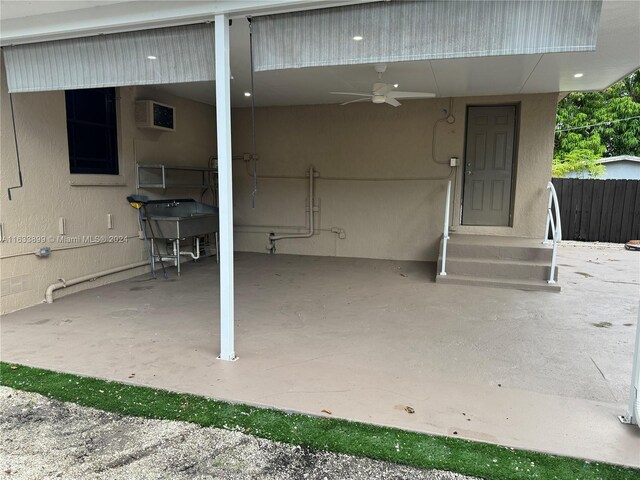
{"left": 439, "top": 257, "right": 558, "bottom": 282}
{"left": 436, "top": 233, "right": 561, "bottom": 291}
{"left": 445, "top": 234, "right": 553, "bottom": 262}
{"left": 436, "top": 273, "right": 561, "bottom": 292}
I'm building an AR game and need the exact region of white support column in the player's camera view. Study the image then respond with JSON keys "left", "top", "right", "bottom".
{"left": 215, "top": 14, "right": 236, "bottom": 361}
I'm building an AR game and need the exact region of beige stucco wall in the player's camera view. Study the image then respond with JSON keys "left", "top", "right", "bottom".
{"left": 0, "top": 57, "right": 216, "bottom": 314}
{"left": 231, "top": 94, "right": 557, "bottom": 260}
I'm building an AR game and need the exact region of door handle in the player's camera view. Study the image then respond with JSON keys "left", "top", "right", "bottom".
{"left": 466, "top": 171, "right": 473, "bottom": 175}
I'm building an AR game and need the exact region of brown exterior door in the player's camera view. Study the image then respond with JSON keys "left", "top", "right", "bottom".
{"left": 462, "top": 106, "right": 517, "bottom": 226}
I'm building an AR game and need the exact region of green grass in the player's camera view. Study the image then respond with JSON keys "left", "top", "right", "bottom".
{"left": 1, "top": 362, "right": 637, "bottom": 480}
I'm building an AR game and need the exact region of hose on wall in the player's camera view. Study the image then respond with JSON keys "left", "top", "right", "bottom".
{"left": 7, "top": 93, "right": 24, "bottom": 200}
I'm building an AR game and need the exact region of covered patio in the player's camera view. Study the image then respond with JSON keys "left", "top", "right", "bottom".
{"left": 1, "top": 1, "right": 640, "bottom": 475}
{"left": 2, "top": 242, "right": 639, "bottom": 467}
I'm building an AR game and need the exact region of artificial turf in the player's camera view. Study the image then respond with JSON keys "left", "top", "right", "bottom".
{"left": 1, "top": 362, "right": 637, "bottom": 480}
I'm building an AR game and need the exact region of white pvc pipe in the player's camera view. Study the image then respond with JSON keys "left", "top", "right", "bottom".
{"left": 269, "top": 166, "right": 315, "bottom": 246}
{"left": 178, "top": 236, "right": 201, "bottom": 260}
{"left": 439, "top": 180, "right": 452, "bottom": 276}
{"left": 44, "top": 261, "right": 148, "bottom": 304}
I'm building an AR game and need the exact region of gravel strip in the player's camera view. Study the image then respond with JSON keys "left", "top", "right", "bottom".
{"left": 0, "top": 386, "right": 477, "bottom": 480}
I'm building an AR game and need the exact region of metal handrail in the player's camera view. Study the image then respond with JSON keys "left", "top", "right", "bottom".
{"left": 439, "top": 180, "right": 452, "bottom": 276}
{"left": 543, "top": 181, "right": 562, "bottom": 284}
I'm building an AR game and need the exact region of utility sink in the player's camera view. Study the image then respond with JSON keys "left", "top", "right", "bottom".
{"left": 142, "top": 199, "right": 218, "bottom": 239}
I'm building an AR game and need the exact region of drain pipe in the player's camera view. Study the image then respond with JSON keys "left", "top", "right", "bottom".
{"left": 45, "top": 261, "right": 148, "bottom": 304}
{"left": 176, "top": 237, "right": 202, "bottom": 260}
{"left": 268, "top": 166, "right": 315, "bottom": 253}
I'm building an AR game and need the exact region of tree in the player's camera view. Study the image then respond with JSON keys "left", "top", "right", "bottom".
{"left": 553, "top": 69, "right": 640, "bottom": 177}
{"left": 551, "top": 149, "right": 604, "bottom": 178}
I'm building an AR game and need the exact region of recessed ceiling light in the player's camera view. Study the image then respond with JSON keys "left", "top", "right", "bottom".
{"left": 353, "top": 35, "right": 363, "bottom": 41}
{"left": 244, "top": 92, "right": 252, "bottom": 97}
{"left": 147, "top": 55, "right": 157, "bottom": 60}
{"left": 393, "top": 84, "right": 399, "bottom": 88}
{"left": 574, "top": 73, "right": 584, "bottom": 78}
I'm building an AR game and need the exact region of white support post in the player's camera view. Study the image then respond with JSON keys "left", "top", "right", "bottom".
{"left": 215, "top": 14, "right": 236, "bottom": 361}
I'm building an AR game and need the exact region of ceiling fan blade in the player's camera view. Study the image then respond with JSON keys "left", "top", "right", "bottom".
{"left": 387, "top": 91, "right": 436, "bottom": 99}
{"left": 340, "top": 98, "right": 371, "bottom": 106}
{"left": 372, "top": 83, "right": 392, "bottom": 96}
{"left": 330, "top": 92, "right": 373, "bottom": 97}
{"left": 385, "top": 97, "right": 401, "bottom": 107}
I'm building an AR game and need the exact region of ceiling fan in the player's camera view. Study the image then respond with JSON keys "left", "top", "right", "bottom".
{"left": 330, "top": 64, "right": 436, "bottom": 107}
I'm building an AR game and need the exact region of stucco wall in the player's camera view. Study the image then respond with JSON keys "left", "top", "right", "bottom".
{"left": 231, "top": 94, "right": 557, "bottom": 260}
{"left": 0, "top": 57, "right": 216, "bottom": 314}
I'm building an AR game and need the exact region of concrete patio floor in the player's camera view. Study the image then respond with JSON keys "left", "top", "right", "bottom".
{"left": 2, "top": 242, "right": 639, "bottom": 467}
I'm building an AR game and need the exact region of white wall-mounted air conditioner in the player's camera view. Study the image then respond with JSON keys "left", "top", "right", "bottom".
{"left": 135, "top": 100, "right": 175, "bottom": 132}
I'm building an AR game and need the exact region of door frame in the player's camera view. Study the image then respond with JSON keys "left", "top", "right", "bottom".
{"left": 460, "top": 103, "right": 521, "bottom": 227}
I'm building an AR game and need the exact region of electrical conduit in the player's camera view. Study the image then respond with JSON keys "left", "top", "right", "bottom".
{"left": 44, "top": 261, "right": 149, "bottom": 304}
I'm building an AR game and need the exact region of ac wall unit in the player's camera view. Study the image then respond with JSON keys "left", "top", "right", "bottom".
{"left": 135, "top": 100, "right": 175, "bottom": 132}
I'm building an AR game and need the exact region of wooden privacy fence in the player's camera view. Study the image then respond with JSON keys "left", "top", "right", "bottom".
{"left": 551, "top": 178, "right": 640, "bottom": 243}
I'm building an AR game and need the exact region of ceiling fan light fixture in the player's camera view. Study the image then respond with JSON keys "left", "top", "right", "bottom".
{"left": 329, "top": 65, "right": 434, "bottom": 107}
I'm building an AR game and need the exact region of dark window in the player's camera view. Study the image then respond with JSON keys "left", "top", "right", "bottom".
{"left": 65, "top": 87, "right": 119, "bottom": 175}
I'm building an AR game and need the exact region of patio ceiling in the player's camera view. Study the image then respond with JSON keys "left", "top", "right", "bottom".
{"left": 157, "top": 0, "right": 640, "bottom": 107}
{"left": 1, "top": 1, "right": 639, "bottom": 107}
